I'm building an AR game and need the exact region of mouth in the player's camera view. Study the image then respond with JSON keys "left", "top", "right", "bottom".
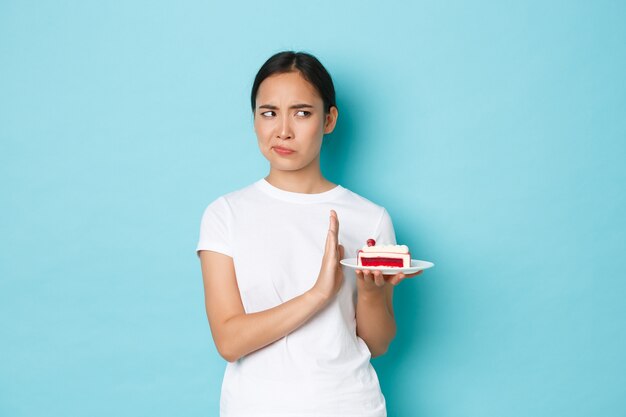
{"left": 272, "top": 146, "right": 295, "bottom": 156}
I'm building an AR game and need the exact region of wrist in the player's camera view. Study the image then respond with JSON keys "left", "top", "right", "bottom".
{"left": 357, "top": 285, "right": 386, "bottom": 303}
{"left": 307, "top": 286, "right": 331, "bottom": 309}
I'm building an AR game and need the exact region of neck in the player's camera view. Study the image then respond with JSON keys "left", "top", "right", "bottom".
{"left": 266, "top": 159, "right": 335, "bottom": 194}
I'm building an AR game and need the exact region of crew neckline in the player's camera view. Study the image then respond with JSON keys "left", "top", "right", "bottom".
{"left": 254, "top": 178, "right": 347, "bottom": 204}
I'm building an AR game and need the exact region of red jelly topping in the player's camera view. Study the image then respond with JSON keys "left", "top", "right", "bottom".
{"left": 366, "top": 239, "right": 376, "bottom": 247}
{"left": 360, "top": 257, "right": 404, "bottom": 267}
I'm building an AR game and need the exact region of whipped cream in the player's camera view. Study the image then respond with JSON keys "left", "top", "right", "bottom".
{"left": 360, "top": 244, "right": 409, "bottom": 253}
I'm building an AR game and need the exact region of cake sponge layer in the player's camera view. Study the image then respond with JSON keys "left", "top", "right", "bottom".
{"left": 357, "top": 251, "right": 411, "bottom": 268}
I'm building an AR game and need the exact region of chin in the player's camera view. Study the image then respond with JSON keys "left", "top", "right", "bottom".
{"left": 268, "top": 156, "right": 313, "bottom": 172}
{"left": 270, "top": 162, "right": 304, "bottom": 172}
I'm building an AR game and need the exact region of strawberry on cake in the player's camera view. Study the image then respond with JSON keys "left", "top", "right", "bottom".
{"left": 357, "top": 239, "right": 411, "bottom": 268}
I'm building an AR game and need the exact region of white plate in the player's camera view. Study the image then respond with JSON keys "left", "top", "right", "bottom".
{"left": 340, "top": 258, "right": 434, "bottom": 275}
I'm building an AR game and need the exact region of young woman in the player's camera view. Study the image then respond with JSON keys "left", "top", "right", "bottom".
{"left": 196, "top": 51, "right": 421, "bottom": 417}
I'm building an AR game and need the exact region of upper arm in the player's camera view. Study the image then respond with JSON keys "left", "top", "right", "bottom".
{"left": 199, "top": 250, "right": 245, "bottom": 348}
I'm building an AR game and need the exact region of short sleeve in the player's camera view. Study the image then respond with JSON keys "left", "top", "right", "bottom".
{"left": 196, "top": 197, "right": 233, "bottom": 258}
{"left": 374, "top": 208, "right": 397, "bottom": 246}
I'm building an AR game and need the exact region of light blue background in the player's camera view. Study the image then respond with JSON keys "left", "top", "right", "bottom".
{"left": 1, "top": 1, "right": 625, "bottom": 416}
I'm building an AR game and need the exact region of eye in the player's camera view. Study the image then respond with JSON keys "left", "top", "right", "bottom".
{"left": 295, "top": 110, "right": 311, "bottom": 117}
{"left": 260, "top": 111, "right": 276, "bottom": 117}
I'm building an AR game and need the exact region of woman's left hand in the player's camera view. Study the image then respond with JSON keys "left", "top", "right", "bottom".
{"left": 354, "top": 268, "right": 423, "bottom": 356}
{"left": 355, "top": 269, "right": 423, "bottom": 291}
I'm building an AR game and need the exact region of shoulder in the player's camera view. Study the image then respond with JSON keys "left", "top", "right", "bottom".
{"left": 335, "top": 186, "right": 392, "bottom": 234}
{"left": 338, "top": 186, "right": 388, "bottom": 216}
{"left": 333, "top": 186, "right": 396, "bottom": 244}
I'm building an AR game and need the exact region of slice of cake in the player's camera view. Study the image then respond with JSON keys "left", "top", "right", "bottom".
{"left": 357, "top": 239, "right": 411, "bottom": 268}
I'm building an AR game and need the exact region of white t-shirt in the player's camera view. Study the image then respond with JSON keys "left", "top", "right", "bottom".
{"left": 196, "top": 179, "right": 397, "bottom": 417}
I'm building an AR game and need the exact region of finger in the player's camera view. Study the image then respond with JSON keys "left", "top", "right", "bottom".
{"left": 325, "top": 213, "right": 338, "bottom": 252}
{"left": 329, "top": 211, "right": 340, "bottom": 253}
{"left": 391, "top": 273, "right": 405, "bottom": 285}
{"left": 338, "top": 244, "right": 345, "bottom": 259}
{"left": 329, "top": 210, "right": 338, "bottom": 236}
{"left": 374, "top": 271, "right": 385, "bottom": 287}
{"left": 363, "top": 270, "right": 374, "bottom": 283}
{"left": 335, "top": 245, "right": 345, "bottom": 269}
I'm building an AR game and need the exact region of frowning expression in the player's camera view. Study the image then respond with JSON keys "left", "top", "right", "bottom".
{"left": 253, "top": 71, "right": 337, "bottom": 173}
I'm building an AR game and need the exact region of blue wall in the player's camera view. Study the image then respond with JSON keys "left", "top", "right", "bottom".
{"left": 1, "top": 1, "right": 625, "bottom": 416}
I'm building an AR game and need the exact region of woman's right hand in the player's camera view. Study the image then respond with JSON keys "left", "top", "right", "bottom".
{"left": 201, "top": 210, "right": 346, "bottom": 361}
{"left": 311, "top": 210, "right": 344, "bottom": 303}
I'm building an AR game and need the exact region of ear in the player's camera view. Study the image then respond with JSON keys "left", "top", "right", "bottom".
{"left": 323, "top": 106, "right": 339, "bottom": 134}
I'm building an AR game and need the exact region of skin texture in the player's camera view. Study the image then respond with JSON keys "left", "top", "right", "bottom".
{"left": 199, "top": 71, "right": 422, "bottom": 362}
{"left": 253, "top": 71, "right": 338, "bottom": 193}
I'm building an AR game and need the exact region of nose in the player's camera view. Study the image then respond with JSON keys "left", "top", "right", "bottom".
{"left": 276, "top": 115, "right": 293, "bottom": 140}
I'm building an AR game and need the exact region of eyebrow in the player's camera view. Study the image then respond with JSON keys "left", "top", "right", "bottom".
{"left": 258, "top": 103, "right": 315, "bottom": 110}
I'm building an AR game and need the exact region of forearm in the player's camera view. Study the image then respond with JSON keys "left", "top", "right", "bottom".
{"left": 203, "top": 211, "right": 343, "bottom": 363}
{"left": 356, "top": 288, "right": 396, "bottom": 357}
{"left": 213, "top": 289, "right": 328, "bottom": 362}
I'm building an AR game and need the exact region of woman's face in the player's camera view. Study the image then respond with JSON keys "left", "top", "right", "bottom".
{"left": 253, "top": 71, "right": 337, "bottom": 174}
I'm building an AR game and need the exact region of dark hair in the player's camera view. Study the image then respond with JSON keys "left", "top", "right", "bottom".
{"left": 251, "top": 51, "right": 337, "bottom": 114}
